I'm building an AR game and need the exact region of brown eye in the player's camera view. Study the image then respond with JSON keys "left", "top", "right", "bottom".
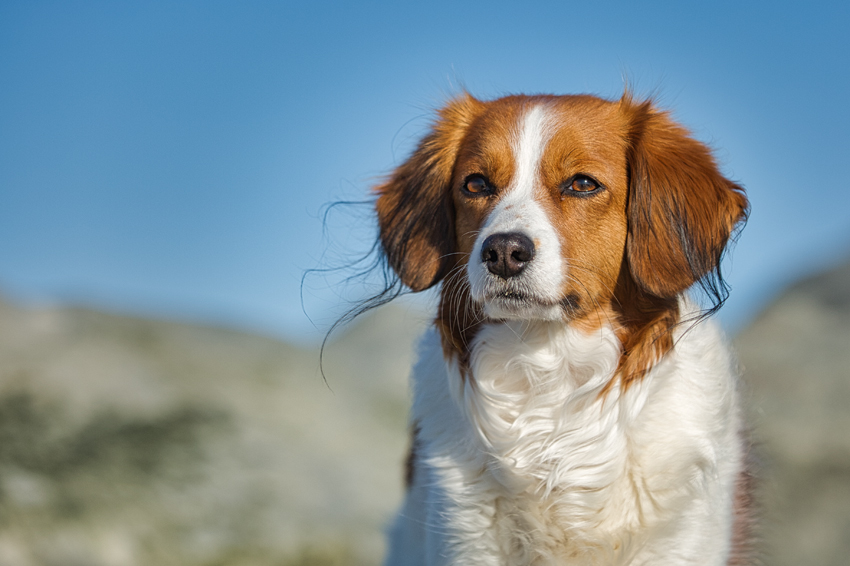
{"left": 562, "top": 174, "right": 602, "bottom": 196}
{"left": 463, "top": 174, "right": 492, "bottom": 196}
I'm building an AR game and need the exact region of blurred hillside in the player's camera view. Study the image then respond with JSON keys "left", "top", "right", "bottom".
{"left": 736, "top": 259, "right": 850, "bottom": 566}
{"left": 0, "top": 258, "right": 847, "bottom": 565}
{"left": 0, "top": 297, "right": 428, "bottom": 566}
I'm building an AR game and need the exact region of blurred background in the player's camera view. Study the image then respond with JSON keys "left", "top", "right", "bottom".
{"left": 0, "top": 1, "right": 848, "bottom": 565}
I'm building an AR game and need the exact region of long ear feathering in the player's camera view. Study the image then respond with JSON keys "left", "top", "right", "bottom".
{"left": 621, "top": 94, "right": 750, "bottom": 315}
{"left": 375, "top": 93, "right": 484, "bottom": 291}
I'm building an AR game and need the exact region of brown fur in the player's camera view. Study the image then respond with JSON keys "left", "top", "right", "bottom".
{"left": 375, "top": 95, "right": 484, "bottom": 292}
{"left": 727, "top": 433, "right": 760, "bottom": 565}
{"left": 436, "top": 271, "right": 481, "bottom": 376}
{"left": 623, "top": 97, "right": 749, "bottom": 299}
{"left": 404, "top": 424, "right": 421, "bottom": 488}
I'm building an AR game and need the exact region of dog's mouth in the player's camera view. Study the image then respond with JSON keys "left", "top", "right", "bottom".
{"left": 481, "top": 285, "right": 536, "bottom": 304}
{"left": 479, "top": 289, "right": 579, "bottom": 320}
{"left": 495, "top": 290, "right": 528, "bottom": 301}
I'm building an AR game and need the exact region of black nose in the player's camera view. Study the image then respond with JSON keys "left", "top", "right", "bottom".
{"left": 481, "top": 232, "right": 535, "bottom": 279}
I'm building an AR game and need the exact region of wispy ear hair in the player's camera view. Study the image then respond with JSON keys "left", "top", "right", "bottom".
{"left": 621, "top": 94, "right": 749, "bottom": 319}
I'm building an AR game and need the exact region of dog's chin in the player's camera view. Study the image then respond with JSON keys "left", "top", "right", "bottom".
{"left": 480, "top": 292, "right": 566, "bottom": 321}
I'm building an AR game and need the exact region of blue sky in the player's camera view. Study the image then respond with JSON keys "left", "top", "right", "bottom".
{"left": 1, "top": 1, "right": 848, "bottom": 343}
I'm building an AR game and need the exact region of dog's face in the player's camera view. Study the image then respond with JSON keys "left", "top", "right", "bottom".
{"left": 451, "top": 96, "right": 631, "bottom": 322}
{"left": 376, "top": 93, "right": 748, "bottom": 365}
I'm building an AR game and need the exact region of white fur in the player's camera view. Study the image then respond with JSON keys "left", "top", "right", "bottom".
{"left": 386, "top": 307, "right": 743, "bottom": 565}
{"left": 467, "top": 104, "right": 565, "bottom": 321}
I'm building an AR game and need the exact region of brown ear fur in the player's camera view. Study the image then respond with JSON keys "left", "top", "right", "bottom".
{"left": 623, "top": 97, "right": 749, "bottom": 299}
{"left": 375, "top": 94, "right": 483, "bottom": 291}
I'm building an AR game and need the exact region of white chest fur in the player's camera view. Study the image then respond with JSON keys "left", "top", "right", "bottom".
{"left": 386, "top": 316, "right": 743, "bottom": 566}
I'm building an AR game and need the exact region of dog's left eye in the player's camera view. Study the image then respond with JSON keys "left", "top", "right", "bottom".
{"left": 562, "top": 175, "right": 602, "bottom": 196}
{"left": 462, "top": 175, "right": 493, "bottom": 196}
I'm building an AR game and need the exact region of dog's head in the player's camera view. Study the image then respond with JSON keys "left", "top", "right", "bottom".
{"left": 375, "top": 93, "right": 748, "bottom": 377}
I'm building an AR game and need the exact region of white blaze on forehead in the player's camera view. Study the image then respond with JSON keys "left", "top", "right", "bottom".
{"left": 467, "top": 102, "right": 566, "bottom": 320}
{"left": 511, "top": 103, "right": 554, "bottom": 200}
{"left": 484, "top": 103, "right": 555, "bottom": 228}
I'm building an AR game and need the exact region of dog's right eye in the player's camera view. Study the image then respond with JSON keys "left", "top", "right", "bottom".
{"left": 463, "top": 175, "right": 493, "bottom": 196}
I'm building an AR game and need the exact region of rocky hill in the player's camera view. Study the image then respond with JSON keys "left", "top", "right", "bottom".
{"left": 735, "top": 259, "right": 850, "bottom": 566}
{"left": 0, "top": 297, "right": 428, "bottom": 566}
{"left": 0, "top": 259, "right": 847, "bottom": 565}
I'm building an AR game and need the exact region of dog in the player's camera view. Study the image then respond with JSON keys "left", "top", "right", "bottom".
{"left": 374, "top": 92, "right": 752, "bottom": 565}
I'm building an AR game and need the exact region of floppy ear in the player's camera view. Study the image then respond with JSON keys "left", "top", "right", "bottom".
{"left": 624, "top": 98, "right": 749, "bottom": 299}
{"left": 375, "top": 94, "right": 483, "bottom": 291}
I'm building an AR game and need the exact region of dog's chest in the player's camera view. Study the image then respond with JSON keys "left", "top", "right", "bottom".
{"left": 490, "top": 492, "right": 634, "bottom": 565}
{"left": 461, "top": 321, "right": 634, "bottom": 486}
{"left": 416, "top": 324, "right": 654, "bottom": 558}
{"left": 408, "top": 320, "right": 740, "bottom": 565}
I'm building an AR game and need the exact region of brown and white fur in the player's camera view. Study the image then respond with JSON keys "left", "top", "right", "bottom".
{"left": 374, "top": 93, "right": 752, "bottom": 565}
